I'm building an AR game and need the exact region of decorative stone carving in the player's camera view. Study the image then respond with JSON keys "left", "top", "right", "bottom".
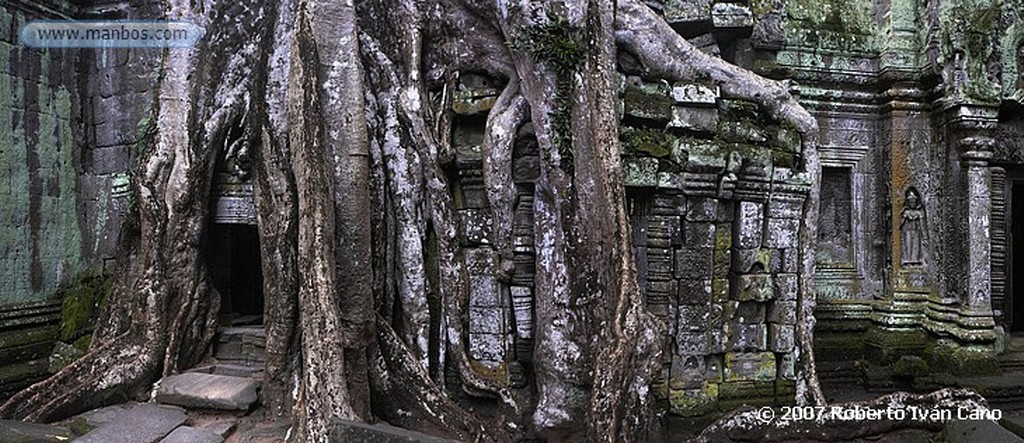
{"left": 900, "top": 187, "right": 925, "bottom": 266}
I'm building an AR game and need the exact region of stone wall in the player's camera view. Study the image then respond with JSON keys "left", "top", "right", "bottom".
{"left": 0, "top": 0, "right": 83, "bottom": 397}
{"left": 0, "top": 0, "right": 161, "bottom": 397}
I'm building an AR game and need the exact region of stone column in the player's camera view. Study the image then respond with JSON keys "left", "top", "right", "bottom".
{"left": 956, "top": 139, "right": 995, "bottom": 337}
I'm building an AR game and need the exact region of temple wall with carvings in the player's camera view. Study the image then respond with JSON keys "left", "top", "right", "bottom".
{"left": 3, "top": 0, "right": 1024, "bottom": 419}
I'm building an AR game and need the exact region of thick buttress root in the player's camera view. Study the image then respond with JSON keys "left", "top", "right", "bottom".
{"left": 369, "top": 315, "right": 505, "bottom": 442}
{"left": 0, "top": 336, "right": 156, "bottom": 422}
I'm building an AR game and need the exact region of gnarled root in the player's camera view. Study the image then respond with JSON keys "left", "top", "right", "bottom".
{"left": 0, "top": 335, "right": 157, "bottom": 422}
{"left": 370, "top": 315, "right": 505, "bottom": 442}
{"left": 692, "top": 388, "right": 988, "bottom": 442}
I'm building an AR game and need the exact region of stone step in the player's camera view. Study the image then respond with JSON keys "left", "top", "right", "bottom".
{"left": 155, "top": 372, "right": 259, "bottom": 411}
{"left": 0, "top": 419, "right": 73, "bottom": 443}
{"left": 214, "top": 326, "right": 266, "bottom": 363}
{"left": 159, "top": 425, "right": 224, "bottom": 443}
{"left": 189, "top": 362, "right": 263, "bottom": 378}
{"left": 76, "top": 403, "right": 187, "bottom": 443}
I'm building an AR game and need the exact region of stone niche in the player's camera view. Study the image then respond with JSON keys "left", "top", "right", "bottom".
{"left": 447, "top": 69, "right": 809, "bottom": 416}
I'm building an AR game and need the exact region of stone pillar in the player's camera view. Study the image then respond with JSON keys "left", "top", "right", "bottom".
{"left": 956, "top": 140, "right": 995, "bottom": 336}
{"left": 932, "top": 104, "right": 1000, "bottom": 375}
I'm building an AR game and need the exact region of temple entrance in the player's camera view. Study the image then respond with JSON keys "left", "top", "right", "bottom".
{"left": 206, "top": 223, "right": 264, "bottom": 325}
{"left": 1012, "top": 180, "right": 1024, "bottom": 332}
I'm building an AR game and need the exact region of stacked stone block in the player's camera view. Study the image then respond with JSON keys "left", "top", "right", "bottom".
{"left": 619, "top": 75, "right": 808, "bottom": 416}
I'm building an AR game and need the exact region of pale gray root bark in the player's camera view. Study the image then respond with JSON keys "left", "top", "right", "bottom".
{"left": 691, "top": 388, "right": 987, "bottom": 442}
{"left": 482, "top": 78, "right": 529, "bottom": 276}
{"left": 253, "top": 0, "right": 299, "bottom": 418}
{"left": 581, "top": 2, "right": 664, "bottom": 441}
{"left": 370, "top": 315, "right": 505, "bottom": 442}
{"left": 614, "top": 0, "right": 826, "bottom": 407}
{"left": 305, "top": 0, "right": 376, "bottom": 421}
{"left": 286, "top": 7, "right": 357, "bottom": 441}
{"left": 495, "top": 16, "right": 585, "bottom": 440}
{"left": 360, "top": 3, "right": 518, "bottom": 410}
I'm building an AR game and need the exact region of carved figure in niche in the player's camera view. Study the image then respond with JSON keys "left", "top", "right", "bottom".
{"left": 900, "top": 187, "right": 925, "bottom": 266}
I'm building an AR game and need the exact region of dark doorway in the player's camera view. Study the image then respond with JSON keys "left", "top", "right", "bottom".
{"left": 1012, "top": 180, "right": 1024, "bottom": 332}
{"left": 207, "top": 224, "right": 264, "bottom": 324}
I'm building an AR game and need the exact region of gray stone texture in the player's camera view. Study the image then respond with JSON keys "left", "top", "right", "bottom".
{"left": 0, "top": 419, "right": 73, "bottom": 443}
{"left": 155, "top": 373, "right": 259, "bottom": 411}
{"left": 76, "top": 403, "right": 187, "bottom": 443}
{"left": 330, "top": 419, "right": 458, "bottom": 443}
{"left": 160, "top": 426, "right": 224, "bottom": 443}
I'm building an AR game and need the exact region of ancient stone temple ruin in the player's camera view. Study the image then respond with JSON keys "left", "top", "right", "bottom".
{"left": 3, "top": 0, "right": 1024, "bottom": 427}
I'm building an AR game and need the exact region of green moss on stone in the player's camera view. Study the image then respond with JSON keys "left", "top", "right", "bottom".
{"left": 621, "top": 126, "right": 675, "bottom": 158}
{"left": 58, "top": 274, "right": 112, "bottom": 342}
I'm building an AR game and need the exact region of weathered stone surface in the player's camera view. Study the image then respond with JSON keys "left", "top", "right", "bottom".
{"left": 768, "top": 300, "right": 797, "bottom": 325}
{"left": 670, "top": 354, "right": 706, "bottom": 388}
{"left": 48, "top": 340, "right": 84, "bottom": 373}
{"left": 76, "top": 405, "right": 128, "bottom": 428}
{"left": 512, "top": 155, "right": 539, "bottom": 183}
{"left": 675, "top": 247, "right": 713, "bottom": 279}
{"left": 712, "top": 3, "right": 753, "bottom": 29}
{"left": 155, "top": 373, "right": 258, "bottom": 411}
{"left": 678, "top": 279, "right": 712, "bottom": 305}
{"left": 729, "top": 324, "right": 767, "bottom": 351}
{"left": 734, "top": 302, "right": 766, "bottom": 324}
{"left": 668, "top": 106, "right": 718, "bottom": 133}
{"left": 777, "top": 352, "right": 796, "bottom": 380}
{"left": 678, "top": 304, "right": 709, "bottom": 332}
{"left": 0, "top": 419, "right": 72, "bottom": 443}
{"left": 468, "top": 333, "right": 505, "bottom": 362}
{"left": 684, "top": 222, "right": 716, "bottom": 249}
{"left": 686, "top": 197, "right": 718, "bottom": 222}
{"left": 671, "top": 83, "right": 719, "bottom": 105}
{"left": 469, "top": 307, "right": 503, "bottom": 334}
{"left": 765, "top": 218, "right": 800, "bottom": 248}
{"left": 76, "top": 403, "right": 187, "bottom": 443}
{"left": 725, "top": 352, "right": 776, "bottom": 382}
{"left": 664, "top": 0, "right": 712, "bottom": 26}
{"left": 734, "top": 274, "right": 774, "bottom": 302}
{"left": 160, "top": 426, "right": 223, "bottom": 443}
{"left": 330, "top": 418, "right": 457, "bottom": 442}
{"left": 458, "top": 208, "right": 492, "bottom": 245}
{"left": 623, "top": 157, "right": 659, "bottom": 187}
{"left": 468, "top": 275, "right": 503, "bottom": 308}
{"left": 768, "top": 324, "right": 795, "bottom": 352}
{"left": 943, "top": 420, "right": 1023, "bottom": 443}
{"left": 647, "top": 280, "right": 676, "bottom": 316}
{"left": 676, "top": 332, "right": 708, "bottom": 355}
{"left": 736, "top": 201, "right": 764, "bottom": 249}
{"left": 623, "top": 82, "right": 673, "bottom": 122}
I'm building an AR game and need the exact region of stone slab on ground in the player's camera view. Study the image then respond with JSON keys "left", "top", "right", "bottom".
{"left": 330, "top": 419, "right": 459, "bottom": 442}
{"left": 75, "top": 404, "right": 129, "bottom": 428}
{"left": 956, "top": 371, "right": 1024, "bottom": 404}
{"left": 155, "top": 372, "right": 259, "bottom": 410}
{"left": 160, "top": 425, "right": 224, "bottom": 443}
{"left": 200, "top": 420, "right": 238, "bottom": 438}
{"left": 1002, "top": 413, "right": 1024, "bottom": 438}
{"left": 76, "top": 403, "right": 187, "bottom": 443}
{"left": 0, "top": 419, "right": 73, "bottom": 443}
{"left": 943, "top": 420, "right": 1024, "bottom": 443}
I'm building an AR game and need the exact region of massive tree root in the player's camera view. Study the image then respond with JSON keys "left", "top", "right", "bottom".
{"left": 3, "top": 0, "right": 830, "bottom": 441}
